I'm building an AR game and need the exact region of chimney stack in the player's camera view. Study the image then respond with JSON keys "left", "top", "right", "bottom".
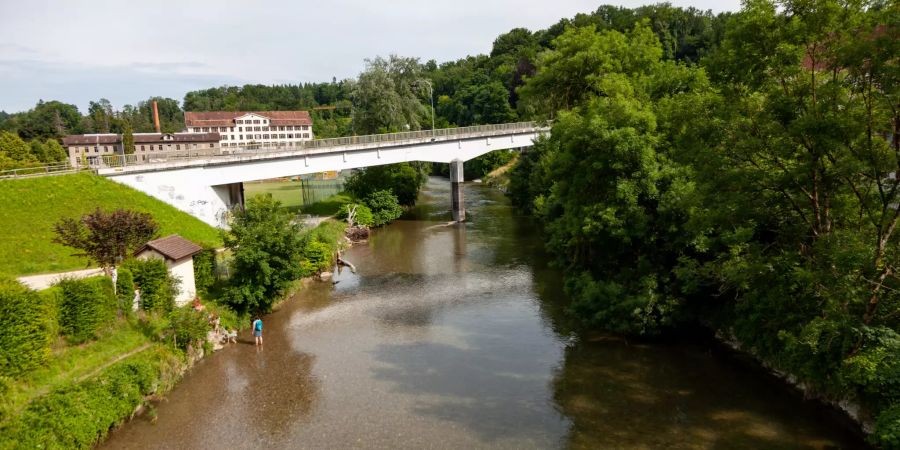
{"left": 152, "top": 100, "right": 161, "bottom": 133}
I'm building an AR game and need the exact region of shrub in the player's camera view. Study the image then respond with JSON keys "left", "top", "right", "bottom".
{"left": 167, "top": 307, "right": 210, "bottom": 351}
{"left": 122, "top": 258, "right": 179, "bottom": 313}
{"left": 56, "top": 277, "right": 116, "bottom": 344}
{"left": 300, "top": 240, "right": 333, "bottom": 276}
{"left": 337, "top": 203, "right": 374, "bottom": 227}
{"left": 0, "top": 278, "right": 52, "bottom": 377}
{"left": 115, "top": 267, "right": 134, "bottom": 314}
{"left": 0, "top": 347, "right": 182, "bottom": 449}
{"left": 192, "top": 249, "right": 217, "bottom": 294}
{"left": 365, "top": 190, "right": 403, "bottom": 227}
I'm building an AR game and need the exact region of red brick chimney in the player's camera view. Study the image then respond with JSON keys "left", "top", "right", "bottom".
{"left": 152, "top": 100, "right": 161, "bottom": 133}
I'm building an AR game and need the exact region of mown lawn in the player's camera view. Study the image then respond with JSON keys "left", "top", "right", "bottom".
{"left": 244, "top": 180, "right": 352, "bottom": 217}
{"left": 244, "top": 180, "right": 304, "bottom": 212}
{"left": 0, "top": 173, "right": 222, "bottom": 276}
{"left": 301, "top": 193, "right": 353, "bottom": 216}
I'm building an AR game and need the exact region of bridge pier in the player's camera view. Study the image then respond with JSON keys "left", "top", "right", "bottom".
{"left": 450, "top": 159, "right": 465, "bottom": 222}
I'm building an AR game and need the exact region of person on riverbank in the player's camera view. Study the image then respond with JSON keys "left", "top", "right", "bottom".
{"left": 252, "top": 316, "right": 263, "bottom": 346}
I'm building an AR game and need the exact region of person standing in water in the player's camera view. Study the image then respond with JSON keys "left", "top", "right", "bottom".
{"left": 252, "top": 316, "right": 263, "bottom": 346}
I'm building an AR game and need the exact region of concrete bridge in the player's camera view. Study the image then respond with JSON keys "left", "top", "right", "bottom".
{"left": 97, "top": 122, "right": 547, "bottom": 227}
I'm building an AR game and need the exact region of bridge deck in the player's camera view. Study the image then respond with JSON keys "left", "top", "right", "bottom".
{"left": 96, "top": 121, "right": 545, "bottom": 175}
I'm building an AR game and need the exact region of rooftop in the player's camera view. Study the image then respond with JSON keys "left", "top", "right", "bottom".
{"left": 136, "top": 234, "right": 203, "bottom": 261}
{"left": 184, "top": 110, "right": 313, "bottom": 127}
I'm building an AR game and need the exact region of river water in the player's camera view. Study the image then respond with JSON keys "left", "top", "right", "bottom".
{"left": 103, "top": 178, "right": 864, "bottom": 449}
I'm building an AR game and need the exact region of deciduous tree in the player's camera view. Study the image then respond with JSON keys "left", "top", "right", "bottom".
{"left": 53, "top": 208, "right": 159, "bottom": 269}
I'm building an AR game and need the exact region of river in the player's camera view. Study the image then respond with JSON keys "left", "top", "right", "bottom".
{"left": 102, "top": 177, "right": 865, "bottom": 449}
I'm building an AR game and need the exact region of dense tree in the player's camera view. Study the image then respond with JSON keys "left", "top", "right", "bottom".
{"left": 87, "top": 98, "right": 114, "bottom": 133}
{"left": 53, "top": 208, "right": 159, "bottom": 269}
{"left": 122, "top": 122, "right": 135, "bottom": 155}
{"left": 352, "top": 55, "right": 428, "bottom": 134}
{"left": 16, "top": 100, "right": 83, "bottom": 140}
{"left": 221, "top": 195, "right": 304, "bottom": 314}
{"left": 42, "top": 139, "right": 67, "bottom": 163}
{"left": 0, "top": 131, "right": 32, "bottom": 162}
{"left": 345, "top": 162, "right": 428, "bottom": 206}
{"left": 509, "top": 1, "right": 900, "bottom": 445}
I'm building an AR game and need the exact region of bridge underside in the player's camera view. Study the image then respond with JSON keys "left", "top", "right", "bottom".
{"left": 104, "top": 130, "right": 538, "bottom": 227}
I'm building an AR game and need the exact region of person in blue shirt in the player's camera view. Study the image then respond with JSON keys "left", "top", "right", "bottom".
{"left": 252, "top": 316, "right": 263, "bottom": 346}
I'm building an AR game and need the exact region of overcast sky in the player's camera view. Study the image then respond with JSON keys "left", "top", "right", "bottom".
{"left": 0, "top": 0, "right": 742, "bottom": 113}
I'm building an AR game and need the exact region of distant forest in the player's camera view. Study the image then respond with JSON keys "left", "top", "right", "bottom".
{"left": 0, "top": 3, "right": 728, "bottom": 145}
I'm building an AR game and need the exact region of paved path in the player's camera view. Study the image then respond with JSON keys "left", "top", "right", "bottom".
{"left": 17, "top": 267, "right": 104, "bottom": 290}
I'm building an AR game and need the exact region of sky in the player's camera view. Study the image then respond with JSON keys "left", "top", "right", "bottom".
{"left": 0, "top": 0, "right": 742, "bottom": 113}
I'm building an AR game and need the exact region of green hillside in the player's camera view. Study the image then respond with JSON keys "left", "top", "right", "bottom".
{"left": 0, "top": 173, "right": 222, "bottom": 276}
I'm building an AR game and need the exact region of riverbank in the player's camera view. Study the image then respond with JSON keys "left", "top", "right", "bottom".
{"left": 97, "top": 178, "right": 864, "bottom": 449}
{"left": 0, "top": 215, "right": 353, "bottom": 449}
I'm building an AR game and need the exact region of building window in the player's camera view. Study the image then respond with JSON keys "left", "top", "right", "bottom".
{"left": 303, "top": 133, "right": 310, "bottom": 138}
{"left": 94, "top": 146, "right": 99, "bottom": 153}
{"left": 140, "top": 145, "right": 145, "bottom": 151}
{"left": 209, "top": 143, "right": 214, "bottom": 148}
{"left": 255, "top": 134, "right": 261, "bottom": 139}
{"left": 302, "top": 125, "right": 309, "bottom": 130}
{"left": 176, "top": 144, "right": 181, "bottom": 150}
{"left": 230, "top": 127, "right": 234, "bottom": 132}
{"left": 239, "top": 135, "right": 243, "bottom": 140}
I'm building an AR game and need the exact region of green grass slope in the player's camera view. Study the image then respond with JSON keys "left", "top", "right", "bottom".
{"left": 0, "top": 173, "right": 222, "bottom": 276}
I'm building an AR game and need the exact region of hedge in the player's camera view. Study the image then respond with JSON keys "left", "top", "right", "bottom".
{"left": 122, "top": 258, "right": 179, "bottom": 312}
{"left": 0, "top": 279, "right": 52, "bottom": 377}
{"left": 0, "top": 346, "right": 183, "bottom": 449}
{"left": 192, "top": 249, "right": 217, "bottom": 294}
{"left": 56, "top": 277, "right": 116, "bottom": 344}
{"left": 115, "top": 267, "right": 134, "bottom": 313}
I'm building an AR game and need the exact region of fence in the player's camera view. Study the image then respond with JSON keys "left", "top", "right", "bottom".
{"left": 0, "top": 163, "right": 84, "bottom": 180}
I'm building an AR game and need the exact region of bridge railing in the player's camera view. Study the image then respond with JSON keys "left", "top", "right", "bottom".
{"left": 96, "top": 121, "right": 542, "bottom": 169}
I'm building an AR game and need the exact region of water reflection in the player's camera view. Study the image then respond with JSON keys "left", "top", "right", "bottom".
{"left": 101, "top": 177, "right": 864, "bottom": 449}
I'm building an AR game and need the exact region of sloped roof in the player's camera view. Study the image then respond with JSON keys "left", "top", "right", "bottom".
{"left": 62, "top": 134, "right": 120, "bottom": 145}
{"left": 133, "top": 132, "right": 220, "bottom": 143}
{"left": 184, "top": 110, "right": 312, "bottom": 127}
{"left": 136, "top": 235, "right": 203, "bottom": 261}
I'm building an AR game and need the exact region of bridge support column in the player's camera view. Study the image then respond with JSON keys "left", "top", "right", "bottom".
{"left": 450, "top": 159, "right": 465, "bottom": 222}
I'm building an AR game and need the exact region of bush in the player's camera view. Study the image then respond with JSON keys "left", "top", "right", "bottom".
{"left": 365, "top": 190, "right": 403, "bottom": 227}
{"left": 344, "top": 162, "right": 426, "bottom": 206}
{"left": 337, "top": 203, "right": 374, "bottom": 227}
{"left": 0, "top": 278, "right": 52, "bottom": 377}
{"left": 167, "top": 307, "right": 210, "bottom": 351}
{"left": 56, "top": 277, "right": 116, "bottom": 344}
{"left": 0, "top": 347, "right": 181, "bottom": 449}
{"left": 122, "top": 258, "right": 179, "bottom": 313}
{"left": 300, "top": 240, "right": 333, "bottom": 276}
{"left": 192, "top": 249, "right": 217, "bottom": 294}
{"left": 115, "top": 267, "right": 134, "bottom": 314}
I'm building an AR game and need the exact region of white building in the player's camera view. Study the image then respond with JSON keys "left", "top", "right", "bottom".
{"left": 135, "top": 235, "right": 203, "bottom": 307}
{"left": 184, "top": 111, "right": 314, "bottom": 149}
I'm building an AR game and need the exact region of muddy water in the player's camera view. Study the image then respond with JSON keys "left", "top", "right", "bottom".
{"left": 102, "top": 178, "right": 864, "bottom": 449}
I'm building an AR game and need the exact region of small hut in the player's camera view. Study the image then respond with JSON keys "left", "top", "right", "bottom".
{"left": 135, "top": 234, "right": 203, "bottom": 306}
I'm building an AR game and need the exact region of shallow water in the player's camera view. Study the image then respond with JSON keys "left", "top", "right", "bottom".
{"left": 102, "top": 178, "right": 864, "bottom": 449}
